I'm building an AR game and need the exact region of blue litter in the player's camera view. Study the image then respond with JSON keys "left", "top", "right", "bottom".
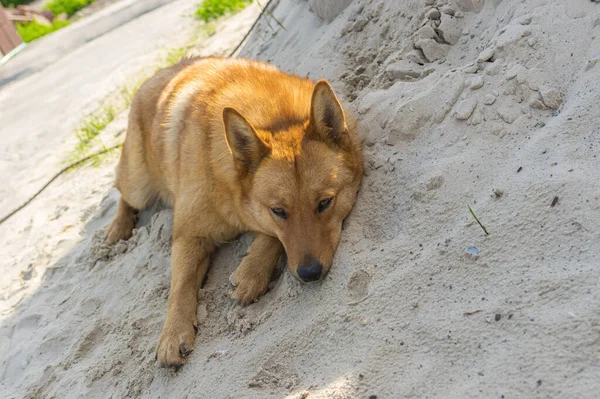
{"left": 466, "top": 246, "right": 479, "bottom": 256}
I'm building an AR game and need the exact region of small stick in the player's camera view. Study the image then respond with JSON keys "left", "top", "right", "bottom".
{"left": 463, "top": 309, "right": 483, "bottom": 316}
{"left": 0, "top": 143, "right": 122, "bottom": 225}
{"left": 468, "top": 204, "right": 489, "bottom": 235}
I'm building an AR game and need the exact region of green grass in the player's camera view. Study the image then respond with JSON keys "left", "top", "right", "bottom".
{"left": 1, "top": 0, "right": 33, "bottom": 6}
{"left": 195, "top": 0, "right": 252, "bottom": 22}
{"left": 468, "top": 204, "right": 490, "bottom": 236}
{"left": 14, "top": 0, "right": 96, "bottom": 43}
{"left": 43, "top": 0, "right": 96, "bottom": 17}
{"left": 68, "top": 103, "right": 117, "bottom": 163}
{"left": 163, "top": 46, "right": 188, "bottom": 67}
{"left": 67, "top": 75, "right": 146, "bottom": 166}
{"left": 65, "top": 17, "right": 222, "bottom": 169}
{"left": 16, "top": 20, "right": 70, "bottom": 43}
{"left": 158, "top": 22, "right": 216, "bottom": 68}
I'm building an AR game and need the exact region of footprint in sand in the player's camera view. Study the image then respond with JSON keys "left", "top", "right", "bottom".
{"left": 347, "top": 269, "right": 372, "bottom": 303}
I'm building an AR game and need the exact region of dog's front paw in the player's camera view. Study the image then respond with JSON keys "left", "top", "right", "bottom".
{"left": 156, "top": 317, "right": 197, "bottom": 369}
{"left": 230, "top": 269, "right": 270, "bottom": 305}
{"left": 105, "top": 216, "right": 135, "bottom": 245}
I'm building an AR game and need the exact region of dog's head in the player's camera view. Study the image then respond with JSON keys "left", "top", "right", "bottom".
{"left": 223, "top": 80, "right": 363, "bottom": 282}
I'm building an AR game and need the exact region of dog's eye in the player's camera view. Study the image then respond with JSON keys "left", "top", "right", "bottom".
{"left": 271, "top": 207, "right": 288, "bottom": 220}
{"left": 317, "top": 197, "right": 333, "bottom": 213}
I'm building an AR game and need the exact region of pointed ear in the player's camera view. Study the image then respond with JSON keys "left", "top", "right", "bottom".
{"left": 223, "top": 107, "right": 269, "bottom": 175}
{"left": 308, "top": 80, "right": 349, "bottom": 149}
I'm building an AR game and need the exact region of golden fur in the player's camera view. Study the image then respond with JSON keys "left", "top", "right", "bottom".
{"left": 105, "top": 57, "right": 363, "bottom": 368}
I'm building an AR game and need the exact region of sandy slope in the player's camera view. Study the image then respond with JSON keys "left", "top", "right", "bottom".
{"left": 1, "top": 0, "right": 600, "bottom": 398}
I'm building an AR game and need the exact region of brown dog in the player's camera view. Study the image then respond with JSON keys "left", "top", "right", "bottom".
{"left": 105, "top": 57, "right": 363, "bottom": 368}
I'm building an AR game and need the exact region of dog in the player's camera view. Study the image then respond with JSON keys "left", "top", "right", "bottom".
{"left": 105, "top": 57, "right": 364, "bottom": 368}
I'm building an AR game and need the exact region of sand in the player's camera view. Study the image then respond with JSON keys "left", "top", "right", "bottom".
{"left": 1, "top": 0, "right": 600, "bottom": 398}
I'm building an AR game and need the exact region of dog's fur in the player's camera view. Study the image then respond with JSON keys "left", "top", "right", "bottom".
{"left": 105, "top": 57, "right": 363, "bottom": 368}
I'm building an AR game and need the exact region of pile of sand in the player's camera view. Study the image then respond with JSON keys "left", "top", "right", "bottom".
{"left": 1, "top": 0, "right": 599, "bottom": 397}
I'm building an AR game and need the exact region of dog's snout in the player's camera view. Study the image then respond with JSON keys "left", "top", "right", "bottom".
{"left": 296, "top": 259, "right": 323, "bottom": 282}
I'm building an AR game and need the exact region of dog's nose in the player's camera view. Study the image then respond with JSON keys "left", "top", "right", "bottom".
{"left": 296, "top": 260, "right": 323, "bottom": 282}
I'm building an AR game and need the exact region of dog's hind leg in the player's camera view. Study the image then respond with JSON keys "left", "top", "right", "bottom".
{"left": 229, "top": 233, "right": 284, "bottom": 305}
{"left": 106, "top": 115, "right": 156, "bottom": 244}
{"left": 106, "top": 198, "right": 136, "bottom": 244}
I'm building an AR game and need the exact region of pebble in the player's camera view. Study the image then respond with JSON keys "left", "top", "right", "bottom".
{"left": 469, "top": 75, "right": 484, "bottom": 90}
{"left": 527, "top": 37, "right": 537, "bottom": 47}
{"left": 353, "top": 17, "right": 368, "bottom": 32}
{"left": 454, "top": 98, "right": 477, "bottom": 120}
{"left": 492, "top": 189, "right": 504, "bottom": 198}
{"left": 485, "top": 59, "right": 503, "bottom": 76}
{"left": 497, "top": 103, "right": 522, "bottom": 124}
{"left": 470, "top": 110, "right": 483, "bottom": 125}
{"left": 415, "top": 38, "right": 450, "bottom": 62}
{"left": 495, "top": 314, "right": 502, "bottom": 321}
{"left": 477, "top": 47, "right": 495, "bottom": 62}
{"left": 439, "top": 13, "right": 462, "bottom": 44}
{"left": 440, "top": 6, "right": 455, "bottom": 16}
{"left": 540, "top": 88, "right": 562, "bottom": 109}
{"left": 528, "top": 80, "right": 540, "bottom": 91}
{"left": 529, "top": 94, "right": 546, "bottom": 110}
{"left": 505, "top": 68, "right": 518, "bottom": 80}
{"left": 492, "top": 126, "right": 507, "bottom": 138}
{"left": 417, "top": 25, "right": 437, "bottom": 40}
{"left": 483, "top": 94, "right": 496, "bottom": 105}
{"left": 427, "top": 8, "right": 441, "bottom": 20}
{"left": 385, "top": 61, "right": 423, "bottom": 80}
{"left": 520, "top": 17, "right": 532, "bottom": 25}
{"left": 405, "top": 49, "right": 429, "bottom": 65}
{"left": 463, "top": 63, "right": 479, "bottom": 74}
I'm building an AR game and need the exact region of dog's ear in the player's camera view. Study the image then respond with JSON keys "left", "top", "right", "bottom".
{"left": 308, "top": 80, "right": 350, "bottom": 149}
{"left": 223, "top": 107, "right": 269, "bottom": 175}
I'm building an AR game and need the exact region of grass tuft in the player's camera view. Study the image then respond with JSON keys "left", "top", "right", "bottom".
{"left": 68, "top": 103, "right": 116, "bottom": 163}
{"left": 164, "top": 46, "right": 188, "bottom": 67}
{"left": 0, "top": 0, "right": 33, "bottom": 7}
{"left": 16, "top": 20, "right": 70, "bottom": 43}
{"left": 158, "top": 22, "right": 217, "bottom": 68}
{"left": 16, "top": 0, "right": 97, "bottom": 42}
{"left": 195, "top": 0, "right": 252, "bottom": 22}
{"left": 66, "top": 15, "right": 226, "bottom": 169}
{"left": 43, "top": 0, "right": 96, "bottom": 17}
